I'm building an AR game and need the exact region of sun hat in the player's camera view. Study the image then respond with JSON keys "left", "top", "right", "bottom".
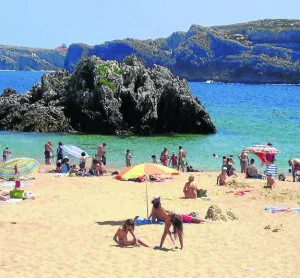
{"left": 222, "top": 167, "right": 227, "bottom": 171}
{"left": 64, "top": 156, "right": 69, "bottom": 159}
{"left": 152, "top": 195, "right": 160, "bottom": 201}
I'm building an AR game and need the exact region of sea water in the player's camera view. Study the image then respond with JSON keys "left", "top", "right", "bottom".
{"left": 0, "top": 71, "right": 299, "bottom": 172}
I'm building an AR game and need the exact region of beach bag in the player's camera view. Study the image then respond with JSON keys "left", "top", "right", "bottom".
{"left": 10, "top": 189, "right": 24, "bottom": 199}
{"left": 197, "top": 189, "right": 207, "bottom": 198}
{"left": 278, "top": 173, "right": 285, "bottom": 181}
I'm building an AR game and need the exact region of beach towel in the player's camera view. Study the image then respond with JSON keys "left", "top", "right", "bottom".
{"left": 134, "top": 217, "right": 164, "bottom": 225}
{"left": 0, "top": 182, "right": 29, "bottom": 188}
{"left": 265, "top": 206, "right": 300, "bottom": 213}
{"left": 0, "top": 198, "right": 23, "bottom": 203}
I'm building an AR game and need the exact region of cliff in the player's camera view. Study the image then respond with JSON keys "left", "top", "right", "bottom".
{"left": 0, "top": 45, "right": 65, "bottom": 70}
{"left": 0, "top": 55, "right": 216, "bottom": 135}
{"left": 64, "top": 19, "right": 300, "bottom": 84}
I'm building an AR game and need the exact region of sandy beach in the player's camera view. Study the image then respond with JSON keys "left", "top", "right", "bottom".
{"left": 0, "top": 169, "right": 299, "bottom": 278}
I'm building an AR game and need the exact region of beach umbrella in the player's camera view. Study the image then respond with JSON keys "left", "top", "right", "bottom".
{"left": 0, "top": 157, "right": 39, "bottom": 178}
{"left": 115, "top": 163, "right": 179, "bottom": 180}
{"left": 243, "top": 145, "right": 280, "bottom": 154}
{"left": 61, "top": 145, "right": 89, "bottom": 159}
{"left": 115, "top": 163, "right": 179, "bottom": 217}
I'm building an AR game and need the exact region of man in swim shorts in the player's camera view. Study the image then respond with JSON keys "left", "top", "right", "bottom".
{"left": 288, "top": 158, "right": 300, "bottom": 182}
{"left": 178, "top": 146, "right": 187, "bottom": 172}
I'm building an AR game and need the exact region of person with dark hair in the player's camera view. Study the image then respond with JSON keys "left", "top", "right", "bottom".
{"left": 160, "top": 213, "right": 184, "bottom": 249}
{"left": 178, "top": 146, "right": 187, "bottom": 172}
{"left": 3, "top": 147, "right": 11, "bottom": 162}
{"left": 79, "top": 152, "right": 87, "bottom": 170}
{"left": 288, "top": 158, "right": 300, "bottom": 182}
{"left": 113, "top": 219, "right": 148, "bottom": 247}
{"left": 57, "top": 142, "right": 64, "bottom": 162}
{"left": 149, "top": 196, "right": 204, "bottom": 224}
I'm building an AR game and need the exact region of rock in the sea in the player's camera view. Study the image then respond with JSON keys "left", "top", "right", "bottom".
{"left": 0, "top": 55, "right": 216, "bottom": 134}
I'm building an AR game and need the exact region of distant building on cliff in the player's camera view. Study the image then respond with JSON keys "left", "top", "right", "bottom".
{"left": 55, "top": 44, "right": 68, "bottom": 52}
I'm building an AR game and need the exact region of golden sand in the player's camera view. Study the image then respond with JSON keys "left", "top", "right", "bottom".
{"left": 0, "top": 169, "right": 299, "bottom": 277}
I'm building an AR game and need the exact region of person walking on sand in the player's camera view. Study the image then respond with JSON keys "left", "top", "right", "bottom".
{"left": 178, "top": 146, "right": 187, "bottom": 172}
{"left": 238, "top": 151, "right": 249, "bottom": 173}
{"left": 113, "top": 219, "right": 149, "bottom": 247}
{"left": 3, "top": 147, "right": 11, "bottom": 162}
{"left": 126, "top": 150, "right": 132, "bottom": 167}
{"left": 44, "top": 140, "right": 53, "bottom": 165}
{"left": 97, "top": 143, "right": 106, "bottom": 163}
{"left": 160, "top": 147, "right": 169, "bottom": 166}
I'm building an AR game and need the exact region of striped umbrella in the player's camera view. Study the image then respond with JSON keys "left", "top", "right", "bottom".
{"left": 115, "top": 163, "right": 179, "bottom": 180}
{"left": 243, "top": 145, "right": 280, "bottom": 154}
{"left": 115, "top": 163, "right": 179, "bottom": 217}
{"left": 0, "top": 157, "right": 39, "bottom": 178}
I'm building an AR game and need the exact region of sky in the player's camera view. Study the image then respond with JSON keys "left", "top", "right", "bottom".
{"left": 1, "top": 0, "right": 299, "bottom": 48}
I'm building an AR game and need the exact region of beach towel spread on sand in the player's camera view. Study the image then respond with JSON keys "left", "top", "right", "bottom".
{"left": 265, "top": 206, "right": 300, "bottom": 213}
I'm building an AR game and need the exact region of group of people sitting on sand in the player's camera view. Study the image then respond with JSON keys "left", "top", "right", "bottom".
{"left": 113, "top": 196, "right": 204, "bottom": 249}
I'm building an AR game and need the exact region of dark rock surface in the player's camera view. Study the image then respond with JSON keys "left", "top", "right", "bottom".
{"left": 64, "top": 19, "right": 300, "bottom": 84}
{"left": 0, "top": 55, "right": 216, "bottom": 134}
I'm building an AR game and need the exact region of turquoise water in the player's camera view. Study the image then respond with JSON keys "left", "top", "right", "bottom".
{"left": 0, "top": 71, "right": 299, "bottom": 172}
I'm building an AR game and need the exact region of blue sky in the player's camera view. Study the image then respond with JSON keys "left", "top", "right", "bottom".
{"left": 1, "top": 0, "right": 299, "bottom": 48}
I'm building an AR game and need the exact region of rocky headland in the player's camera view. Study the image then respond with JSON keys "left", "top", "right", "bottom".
{"left": 0, "top": 55, "right": 216, "bottom": 135}
{"left": 64, "top": 19, "right": 300, "bottom": 84}
{"left": 0, "top": 45, "right": 65, "bottom": 70}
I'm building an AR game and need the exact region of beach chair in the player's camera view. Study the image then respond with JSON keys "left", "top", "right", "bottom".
{"left": 266, "top": 164, "right": 277, "bottom": 178}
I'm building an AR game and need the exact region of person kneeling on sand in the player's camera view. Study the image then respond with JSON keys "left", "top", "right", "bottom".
{"left": 149, "top": 196, "right": 204, "bottom": 224}
{"left": 183, "top": 175, "right": 198, "bottom": 199}
{"left": 113, "top": 219, "right": 148, "bottom": 247}
{"left": 217, "top": 167, "right": 228, "bottom": 186}
{"left": 264, "top": 173, "right": 275, "bottom": 189}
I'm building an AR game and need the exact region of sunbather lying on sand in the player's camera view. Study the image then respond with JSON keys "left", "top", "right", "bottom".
{"left": 148, "top": 196, "right": 204, "bottom": 223}
{"left": 113, "top": 219, "right": 148, "bottom": 247}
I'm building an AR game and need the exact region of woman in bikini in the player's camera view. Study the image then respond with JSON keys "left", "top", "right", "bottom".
{"left": 160, "top": 213, "right": 184, "bottom": 249}
{"left": 113, "top": 219, "right": 148, "bottom": 247}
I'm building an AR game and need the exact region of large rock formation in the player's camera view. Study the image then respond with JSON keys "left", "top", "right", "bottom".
{"left": 64, "top": 19, "right": 300, "bottom": 84}
{"left": 0, "top": 55, "right": 216, "bottom": 134}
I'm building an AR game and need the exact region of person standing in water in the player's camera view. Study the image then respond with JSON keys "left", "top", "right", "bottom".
{"left": 126, "top": 150, "right": 132, "bottom": 167}
{"left": 160, "top": 147, "right": 169, "bottom": 166}
{"left": 44, "top": 140, "right": 53, "bottom": 165}
{"left": 178, "top": 146, "right": 187, "bottom": 172}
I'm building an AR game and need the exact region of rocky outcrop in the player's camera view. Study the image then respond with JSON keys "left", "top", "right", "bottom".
{"left": 64, "top": 19, "right": 300, "bottom": 84}
{"left": 0, "top": 45, "right": 65, "bottom": 70}
{"left": 0, "top": 55, "right": 216, "bottom": 134}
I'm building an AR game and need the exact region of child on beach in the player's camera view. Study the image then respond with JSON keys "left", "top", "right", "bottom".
{"left": 79, "top": 152, "right": 87, "bottom": 170}
{"left": 265, "top": 173, "right": 275, "bottom": 189}
{"left": 217, "top": 167, "right": 227, "bottom": 186}
{"left": 113, "top": 219, "right": 149, "bottom": 247}
{"left": 169, "top": 152, "right": 178, "bottom": 168}
{"left": 151, "top": 155, "right": 158, "bottom": 164}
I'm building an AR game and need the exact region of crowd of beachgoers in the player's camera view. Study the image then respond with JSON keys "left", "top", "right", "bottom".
{"left": 1, "top": 140, "right": 300, "bottom": 250}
